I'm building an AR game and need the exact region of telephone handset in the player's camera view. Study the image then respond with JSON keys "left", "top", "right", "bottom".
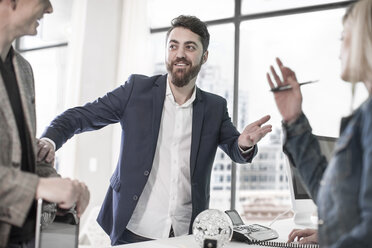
{"left": 225, "top": 210, "right": 279, "bottom": 243}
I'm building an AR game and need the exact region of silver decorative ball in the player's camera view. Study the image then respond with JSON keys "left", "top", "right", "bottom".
{"left": 192, "top": 209, "right": 233, "bottom": 248}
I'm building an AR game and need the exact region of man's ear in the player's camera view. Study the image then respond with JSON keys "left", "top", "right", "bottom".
{"left": 202, "top": 50, "right": 209, "bottom": 64}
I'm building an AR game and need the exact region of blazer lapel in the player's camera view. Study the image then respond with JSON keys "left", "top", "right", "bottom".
{"left": 12, "top": 52, "right": 37, "bottom": 157}
{"left": 151, "top": 75, "right": 167, "bottom": 154}
{"left": 190, "top": 88, "right": 204, "bottom": 178}
{"left": 0, "top": 66, "right": 21, "bottom": 164}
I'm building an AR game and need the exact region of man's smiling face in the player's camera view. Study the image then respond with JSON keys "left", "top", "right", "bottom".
{"left": 165, "top": 27, "right": 207, "bottom": 88}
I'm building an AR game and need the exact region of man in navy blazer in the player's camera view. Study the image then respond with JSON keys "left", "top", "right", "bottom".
{"left": 40, "top": 15, "right": 272, "bottom": 245}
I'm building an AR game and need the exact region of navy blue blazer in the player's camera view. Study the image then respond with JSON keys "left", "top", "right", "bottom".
{"left": 42, "top": 74, "right": 257, "bottom": 245}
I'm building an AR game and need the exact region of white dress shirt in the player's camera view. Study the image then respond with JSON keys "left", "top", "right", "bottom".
{"left": 126, "top": 79, "right": 196, "bottom": 239}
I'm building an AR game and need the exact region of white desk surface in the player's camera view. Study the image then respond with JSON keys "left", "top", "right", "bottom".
{"left": 115, "top": 217, "right": 316, "bottom": 248}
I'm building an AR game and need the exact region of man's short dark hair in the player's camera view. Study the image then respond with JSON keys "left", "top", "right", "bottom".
{"left": 166, "top": 15, "right": 210, "bottom": 53}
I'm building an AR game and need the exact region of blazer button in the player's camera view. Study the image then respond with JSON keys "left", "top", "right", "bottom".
{"left": 144, "top": 170, "right": 149, "bottom": 176}
{"left": 133, "top": 195, "right": 138, "bottom": 201}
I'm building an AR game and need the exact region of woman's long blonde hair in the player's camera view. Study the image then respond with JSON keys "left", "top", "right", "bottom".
{"left": 343, "top": 0, "right": 372, "bottom": 83}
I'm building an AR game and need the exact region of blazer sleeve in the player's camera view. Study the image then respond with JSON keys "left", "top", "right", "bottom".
{"left": 42, "top": 76, "right": 135, "bottom": 150}
{"left": 0, "top": 162, "right": 58, "bottom": 227}
{"left": 0, "top": 166, "right": 38, "bottom": 227}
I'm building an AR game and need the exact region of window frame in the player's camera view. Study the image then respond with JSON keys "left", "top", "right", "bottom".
{"left": 15, "top": 39, "right": 68, "bottom": 53}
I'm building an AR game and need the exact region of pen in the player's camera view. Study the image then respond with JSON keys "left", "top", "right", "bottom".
{"left": 270, "top": 80, "right": 319, "bottom": 92}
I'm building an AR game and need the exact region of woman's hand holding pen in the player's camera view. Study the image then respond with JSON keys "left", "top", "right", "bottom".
{"left": 267, "top": 58, "right": 303, "bottom": 124}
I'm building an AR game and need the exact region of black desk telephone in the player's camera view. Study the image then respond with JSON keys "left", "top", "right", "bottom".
{"left": 225, "top": 210, "right": 279, "bottom": 243}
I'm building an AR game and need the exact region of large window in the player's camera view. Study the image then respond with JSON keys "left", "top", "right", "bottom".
{"left": 22, "top": 47, "right": 68, "bottom": 137}
{"left": 147, "top": 0, "right": 362, "bottom": 222}
{"left": 242, "top": 0, "right": 351, "bottom": 14}
{"left": 239, "top": 8, "right": 363, "bottom": 137}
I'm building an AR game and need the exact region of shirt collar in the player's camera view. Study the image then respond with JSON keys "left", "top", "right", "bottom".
{"left": 0, "top": 47, "right": 14, "bottom": 74}
{"left": 166, "top": 77, "right": 196, "bottom": 108}
{"left": 6, "top": 47, "right": 13, "bottom": 63}
{"left": 0, "top": 47, "right": 13, "bottom": 67}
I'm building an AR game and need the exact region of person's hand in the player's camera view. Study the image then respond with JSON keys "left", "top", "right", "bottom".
{"left": 75, "top": 181, "right": 90, "bottom": 218}
{"left": 36, "top": 177, "right": 90, "bottom": 216}
{"left": 288, "top": 228, "right": 318, "bottom": 244}
{"left": 36, "top": 177, "right": 79, "bottom": 209}
{"left": 267, "top": 57, "right": 303, "bottom": 123}
{"left": 37, "top": 138, "right": 55, "bottom": 164}
{"left": 238, "top": 115, "right": 272, "bottom": 149}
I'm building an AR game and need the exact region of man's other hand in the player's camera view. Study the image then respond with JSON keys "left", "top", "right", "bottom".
{"left": 37, "top": 138, "right": 55, "bottom": 164}
{"left": 238, "top": 115, "right": 272, "bottom": 150}
{"left": 75, "top": 181, "right": 90, "bottom": 218}
{"left": 36, "top": 177, "right": 90, "bottom": 217}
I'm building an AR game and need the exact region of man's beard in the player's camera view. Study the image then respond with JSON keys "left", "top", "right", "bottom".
{"left": 166, "top": 58, "right": 202, "bottom": 88}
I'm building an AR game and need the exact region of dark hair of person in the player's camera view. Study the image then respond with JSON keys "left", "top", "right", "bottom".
{"left": 166, "top": 15, "right": 210, "bottom": 53}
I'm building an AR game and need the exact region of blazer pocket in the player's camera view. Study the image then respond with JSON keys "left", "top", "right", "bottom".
{"left": 110, "top": 174, "right": 121, "bottom": 192}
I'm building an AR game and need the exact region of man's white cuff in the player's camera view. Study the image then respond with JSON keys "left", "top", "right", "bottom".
{"left": 239, "top": 145, "right": 253, "bottom": 154}
{"left": 40, "top": 137, "right": 56, "bottom": 150}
